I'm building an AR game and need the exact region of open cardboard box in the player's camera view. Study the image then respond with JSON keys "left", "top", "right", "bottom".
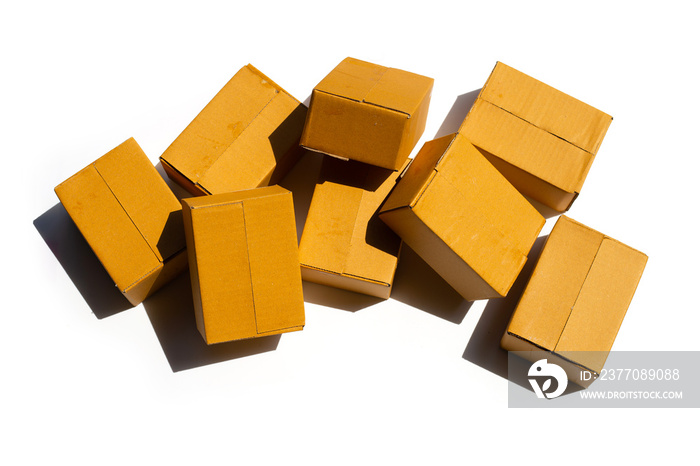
{"left": 459, "top": 62, "right": 612, "bottom": 212}
{"left": 161, "top": 64, "right": 307, "bottom": 196}
{"left": 181, "top": 185, "right": 305, "bottom": 344}
{"left": 299, "top": 157, "right": 404, "bottom": 299}
{"left": 301, "top": 57, "right": 433, "bottom": 170}
{"left": 55, "top": 138, "right": 187, "bottom": 305}
{"left": 379, "top": 133, "right": 544, "bottom": 301}
{"left": 501, "top": 216, "right": 648, "bottom": 387}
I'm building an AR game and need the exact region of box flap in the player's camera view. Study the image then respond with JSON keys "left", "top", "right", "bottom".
{"left": 187, "top": 201, "right": 257, "bottom": 343}
{"left": 299, "top": 158, "right": 402, "bottom": 288}
{"left": 379, "top": 134, "right": 454, "bottom": 213}
{"left": 481, "top": 62, "right": 612, "bottom": 155}
{"left": 93, "top": 138, "right": 184, "bottom": 262}
{"left": 555, "top": 236, "right": 648, "bottom": 373}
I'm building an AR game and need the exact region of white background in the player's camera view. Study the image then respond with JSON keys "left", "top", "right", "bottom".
{"left": 4, "top": 1, "right": 697, "bottom": 464}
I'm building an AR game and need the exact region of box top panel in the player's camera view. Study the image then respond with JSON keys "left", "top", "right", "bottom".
{"left": 55, "top": 138, "right": 182, "bottom": 290}
{"left": 507, "top": 216, "right": 647, "bottom": 373}
{"left": 183, "top": 185, "right": 303, "bottom": 343}
{"left": 160, "top": 64, "right": 303, "bottom": 190}
{"left": 315, "top": 57, "right": 434, "bottom": 116}
{"left": 481, "top": 62, "right": 612, "bottom": 155}
{"left": 299, "top": 157, "right": 403, "bottom": 286}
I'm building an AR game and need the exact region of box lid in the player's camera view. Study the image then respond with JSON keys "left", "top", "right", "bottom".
{"left": 507, "top": 216, "right": 647, "bottom": 373}
{"left": 315, "top": 57, "right": 434, "bottom": 117}
{"left": 182, "top": 186, "right": 304, "bottom": 343}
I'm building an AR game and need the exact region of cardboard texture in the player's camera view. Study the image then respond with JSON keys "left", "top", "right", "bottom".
{"left": 181, "top": 186, "right": 305, "bottom": 344}
{"left": 160, "top": 64, "right": 307, "bottom": 196}
{"left": 379, "top": 133, "right": 544, "bottom": 301}
{"left": 55, "top": 138, "right": 188, "bottom": 306}
{"left": 300, "top": 57, "right": 434, "bottom": 170}
{"left": 459, "top": 62, "right": 612, "bottom": 212}
{"left": 299, "top": 157, "right": 405, "bottom": 299}
{"left": 501, "top": 216, "right": 648, "bottom": 386}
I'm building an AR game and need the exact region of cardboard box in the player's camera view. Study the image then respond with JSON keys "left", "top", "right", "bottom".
{"left": 181, "top": 186, "right": 305, "bottom": 344}
{"left": 55, "top": 138, "right": 188, "bottom": 306}
{"left": 379, "top": 133, "right": 544, "bottom": 301}
{"left": 300, "top": 57, "right": 434, "bottom": 170}
{"left": 501, "top": 216, "right": 648, "bottom": 386}
{"left": 459, "top": 62, "right": 612, "bottom": 212}
{"left": 160, "top": 64, "right": 307, "bottom": 196}
{"left": 299, "top": 157, "right": 405, "bottom": 299}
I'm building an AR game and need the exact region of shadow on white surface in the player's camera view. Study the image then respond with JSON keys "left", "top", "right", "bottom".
{"left": 34, "top": 203, "right": 133, "bottom": 318}
{"left": 462, "top": 235, "right": 548, "bottom": 390}
{"left": 433, "top": 89, "right": 480, "bottom": 139}
{"left": 143, "top": 271, "right": 281, "bottom": 372}
{"left": 391, "top": 245, "right": 472, "bottom": 324}
{"left": 302, "top": 281, "right": 384, "bottom": 312}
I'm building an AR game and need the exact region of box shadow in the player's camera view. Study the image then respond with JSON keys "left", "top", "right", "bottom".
{"left": 142, "top": 271, "right": 281, "bottom": 372}
{"left": 462, "top": 235, "right": 548, "bottom": 384}
{"left": 434, "top": 89, "right": 481, "bottom": 139}
{"left": 302, "top": 281, "right": 383, "bottom": 312}
{"left": 391, "top": 245, "right": 472, "bottom": 324}
{"left": 33, "top": 203, "right": 133, "bottom": 318}
{"left": 279, "top": 150, "right": 324, "bottom": 243}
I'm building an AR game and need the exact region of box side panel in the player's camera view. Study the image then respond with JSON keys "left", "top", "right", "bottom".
{"left": 181, "top": 200, "right": 206, "bottom": 341}
{"left": 379, "top": 208, "right": 498, "bottom": 301}
{"left": 507, "top": 216, "right": 603, "bottom": 351}
{"left": 396, "top": 76, "right": 433, "bottom": 163}
{"left": 161, "top": 158, "right": 209, "bottom": 196}
{"left": 160, "top": 65, "right": 279, "bottom": 185}
{"left": 198, "top": 92, "right": 307, "bottom": 194}
{"left": 55, "top": 165, "right": 161, "bottom": 296}
{"left": 481, "top": 62, "right": 612, "bottom": 155}
{"left": 244, "top": 192, "right": 305, "bottom": 334}
{"left": 301, "top": 266, "right": 391, "bottom": 300}
{"left": 315, "top": 57, "right": 387, "bottom": 102}
{"left": 190, "top": 202, "right": 257, "bottom": 344}
{"left": 460, "top": 99, "right": 593, "bottom": 193}
{"left": 94, "top": 138, "right": 185, "bottom": 262}
{"left": 555, "top": 238, "right": 648, "bottom": 373}
{"left": 300, "top": 91, "right": 407, "bottom": 170}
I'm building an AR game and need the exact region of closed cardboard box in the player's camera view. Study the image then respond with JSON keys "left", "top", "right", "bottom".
{"left": 501, "top": 216, "right": 648, "bottom": 386}
{"left": 161, "top": 64, "right": 307, "bottom": 196}
{"left": 379, "top": 133, "right": 544, "bottom": 301}
{"left": 300, "top": 57, "right": 434, "bottom": 170}
{"left": 181, "top": 186, "right": 305, "bottom": 344}
{"left": 55, "top": 138, "right": 188, "bottom": 306}
{"left": 299, "top": 157, "right": 404, "bottom": 299}
{"left": 459, "top": 62, "right": 612, "bottom": 212}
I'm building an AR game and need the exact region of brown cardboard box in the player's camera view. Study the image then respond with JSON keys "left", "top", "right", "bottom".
{"left": 181, "top": 186, "right": 305, "bottom": 344}
{"left": 55, "top": 138, "right": 188, "bottom": 306}
{"left": 299, "top": 157, "right": 405, "bottom": 299}
{"left": 459, "top": 62, "right": 612, "bottom": 212}
{"left": 501, "top": 216, "right": 648, "bottom": 386}
{"left": 379, "top": 133, "right": 544, "bottom": 301}
{"left": 160, "top": 64, "right": 307, "bottom": 196}
{"left": 300, "top": 57, "right": 434, "bottom": 171}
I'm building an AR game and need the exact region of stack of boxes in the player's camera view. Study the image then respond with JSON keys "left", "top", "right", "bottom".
{"left": 54, "top": 58, "right": 646, "bottom": 386}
